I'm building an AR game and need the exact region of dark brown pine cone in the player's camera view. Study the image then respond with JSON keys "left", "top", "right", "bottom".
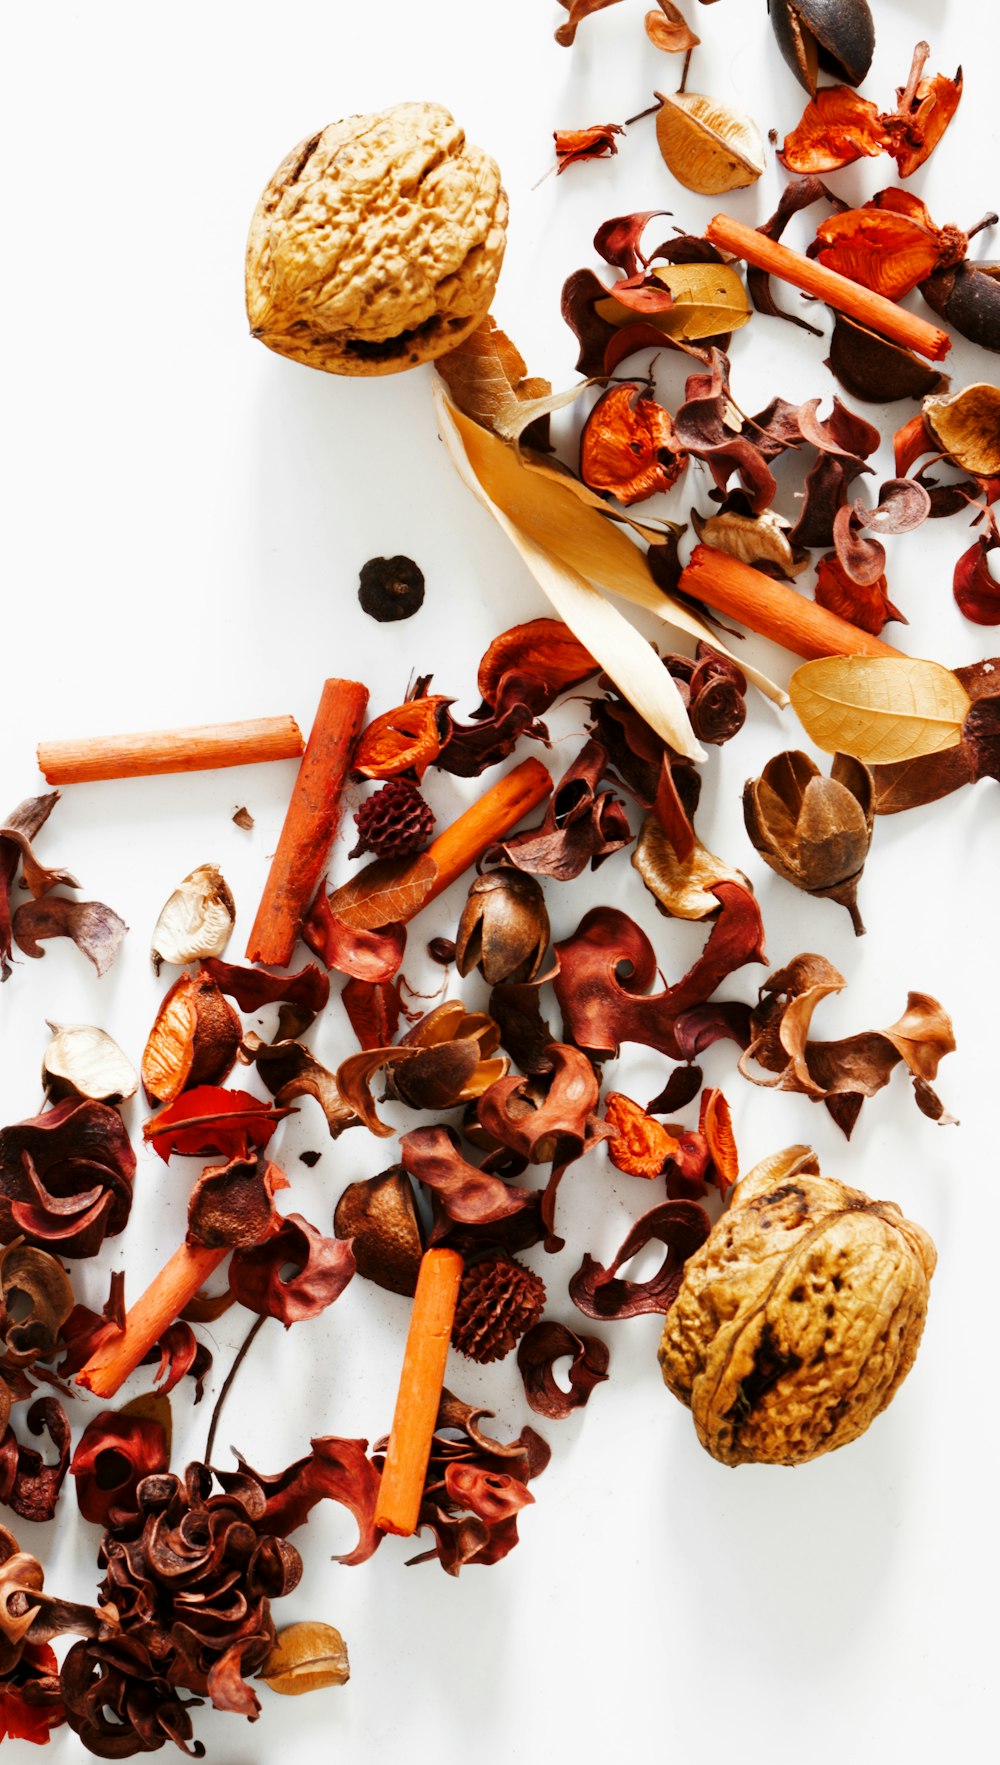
{"left": 452, "top": 1251, "right": 546, "bottom": 1364}
{"left": 349, "top": 779, "right": 435, "bottom": 859}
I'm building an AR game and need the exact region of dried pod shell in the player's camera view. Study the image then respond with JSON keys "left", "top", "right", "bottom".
{"left": 151, "top": 864, "right": 235, "bottom": 973}
{"left": 455, "top": 870, "right": 549, "bottom": 985}
{"left": 141, "top": 974, "right": 241, "bottom": 1106}
{"left": 920, "top": 261, "right": 1000, "bottom": 354}
{"left": 924, "top": 383, "right": 1000, "bottom": 476}
{"left": 826, "top": 314, "right": 949, "bottom": 404}
{"left": 246, "top": 103, "right": 508, "bottom": 377}
{"left": 260, "top": 1622, "right": 349, "bottom": 1696}
{"left": 658, "top": 1146, "right": 936, "bottom": 1465}
{"left": 42, "top": 1023, "right": 138, "bottom": 1104}
{"left": 333, "top": 1167, "right": 424, "bottom": 1296}
{"left": 654, "top": 91, "right": 765, "bottom": 194}
{"left": 743, "top": 750, "right": 874, "bottom": 935}
{"left": 769, "top": 0, "right": 875, "bottom": 96}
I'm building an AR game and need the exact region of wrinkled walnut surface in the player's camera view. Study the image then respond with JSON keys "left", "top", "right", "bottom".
{"left": 246, "top": 102, "right": 508, "bottom": 376}
{"left": 658, "top": 1147, "right": 936, "bottom": 1466}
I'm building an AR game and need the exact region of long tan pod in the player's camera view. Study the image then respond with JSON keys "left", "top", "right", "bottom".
{"left": 37, "top": 716, "right": 305, "bottom": 785}
{"left": 705, "top": 212, "right": 951, "bottom": 362}
{"left": 680, "top": 545, "right": 903, "bottom": 662}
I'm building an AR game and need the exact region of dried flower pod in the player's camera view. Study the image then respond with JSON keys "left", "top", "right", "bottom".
{"left": 260, "top": 1622, "right": 349, "bottom": 1696}
{"left": 452, "top": 1251, "right": 546, "bottom": 1363}
{"left": 41, "top": 1023, "right": 138, "bottom": 1104}
{"left": 350, "top": 779, "right": 435, "bottom": 860}
{"left": 455, "top": 870, "right": 549, "bottom": 984}
{"left": 150, "top": 864, "right": 235, "bottom": 973}
{"left": 0, "top": 1100, "right": 135, "bottom": 1259}
{"left": 357, "top": 555, "right": 425, "bottom": 622}
{"left": 923, "top": 384, "right": 1000, "bottom": 477}
{"left": 743, "top": 750, "right": 874, "bottom": 934}
{"left": 580, "top": 384, "right": 686, "bottom": 504}
{"left": 921, "top": 260, "right": 1000, "bottom": 354}
{"left": 655, "top": 90, "right": 765, "bottom": 194}
{"left": 334, "top": 1167, "right": 425, "bottom": 1296}
{"left": 246, "top": 104, "right": 507, "bottom": 377}
{"left": 658, "top": 1146, "right": 936, "bottom": 1466}
{"left": 141, "top": 973, "right": 242, "bottom": 1106}
{"left": 70, "top": 1411, "right": 170, "bottom": 1530}
{"left": 604, "top": 1093, "right": 679, "bottom": 1178}
{"left": 769, "top": 0, "right": 875, "bottom": 97}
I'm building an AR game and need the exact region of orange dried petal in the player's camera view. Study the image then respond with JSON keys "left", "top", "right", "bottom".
{"left": 580, "top": 383, "right": 686, "bottom": 507}
{"left": 779, "top": 86, "right": 889, "bottom": 174}
{"left": 605, "top": 1091, "right": 679, "bottom": 1178}
{"left": 814, "top": 553, "right": 901, "bottom": 637}
{"left": 352, "top": 696, "right": 450, "bottom": 781}
{"left": 894, "top": 412, "right": 931, "bottom": 478}
{"left": 477, "top": 618, "right": 597, "bottom": 707}
{"left": 888, "top": 70, "right": 962, "bottom": 178}
{"left": 698, "top": 1087, "right": 738, "bottom": 1197}
{"left": 814, "top": 209, "right": 943, "bottom": 300}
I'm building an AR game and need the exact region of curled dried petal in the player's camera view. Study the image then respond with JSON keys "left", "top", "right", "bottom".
{"left": 779, "top": 86, "right": 889, "bottom": 174}
{"left": 954, "top": 534, "right": 1000, "bottom": 625}
{"left": 569, "top": 1202, "right": 711, "bottom": 1320}
{"left": 352, "top": 698, "right": 451, "bottom": 781}
{"left": 516, "top": 1321, "right": 610, "bottom": 1418}
{"left": 70, "top": 1411, "right": 169, "bottom": 1529}
{"left": 13, "top": 898, "right": 127, "bottom": 977}
{"left": 554, "top": 123, "right": 623, "bottom": 172}
{"left": 580, "top": 384, "right": 686, "bottom": 505}
{"left": 186, "top": 1154, "right": 288, "bottom": 1250}
{"left": 229, "top": 1214, "right": 356, "bottom": 1326}
{"left": 301, "top": 887, "right": 406, "bottom": 982}
{"left": 0, "top": 1098, "right": 135, "bottom": 1259}
{"left": 400, "top": 1126, "right": 540, "bottom": 1236}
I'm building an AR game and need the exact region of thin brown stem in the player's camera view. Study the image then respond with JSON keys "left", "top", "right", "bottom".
{"left": 204, "top": 1313, "right": 266, "bottom": 1465}
{"left": 967, "top": 211, "right": 998, "bottom": 242}
{"left": 678, "top": 47, "right": 693, "bottom": 95}
{"left": 625, "top": 98, "right": 661, "bottom": 126}
{"left": 898, "top": 40, "right": 930, "bottom": 114}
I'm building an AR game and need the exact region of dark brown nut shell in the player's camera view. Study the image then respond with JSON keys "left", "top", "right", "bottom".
{"left": 826, "top": 314, "right": 949, "bottom": 405}
{"left": 658, "top": 1147, "right": 936, "bottom": 1467}
{"left": 769, "top": 0, "right": 875, "bottom": 95}
{"left": 920, "top": 261, "right": 1000, "bottom": 354}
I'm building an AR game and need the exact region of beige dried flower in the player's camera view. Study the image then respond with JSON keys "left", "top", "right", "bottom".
{"left": 658, "top": 1146, "right": 936, "bottom": 1466}
{"left": 246, "top": 102, "right": 508, "bottom": 377}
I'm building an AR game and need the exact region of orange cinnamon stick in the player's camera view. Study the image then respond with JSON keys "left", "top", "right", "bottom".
{"left": 705, "top": 213, "right": 951, "bottom": 362}
{"left": 412, "top": 756, "right": 553, "bottom": 911}
{"left": 246, "top": 678, "right": 369, "bottom": 967}
{"left": 374, "top": 1248, "right": 464, "bottom": 1537}
{"left": 37, "top": 716, "right": 304, "bottom": 785}
{"left": 75, "top": 1241, "right": 227, "bottom": 1401}
{"left": 681, "top": 546, "right": 903, "bottom": 662}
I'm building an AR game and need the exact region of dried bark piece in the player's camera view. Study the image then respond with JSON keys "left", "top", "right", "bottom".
{"left": 659, "top": 1146, "right": 936, "bottom": 1464}
{"left": 516, "top": 1322, "right": 610, "bottom": 1418}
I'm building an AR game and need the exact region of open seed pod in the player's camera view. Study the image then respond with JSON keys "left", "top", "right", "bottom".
{"left": 923, "top": 383, "right": 1000, "bottom": 476}
{"left": 141, "top": 973, "right": 241, "bottom": 1105}
{"left": 658, "top": 1146, "right": 936, "bottom": 1466}
{"left": 150, "top": 865, "right": 235, "bottom": 972}
{"left": 455, "top": 871, "right": 549, "bottom": 984}
{"left": 655, "top": 91, "right": 765, "bottom": 194}
{"left": 42, "top": 1024, "right": 138, "bottom": 1104}
{"left": 743, "top": 750, "right": 874, "bottom": 934}
{"left": 769, "top": 0, "right": 875, "bottom": 96}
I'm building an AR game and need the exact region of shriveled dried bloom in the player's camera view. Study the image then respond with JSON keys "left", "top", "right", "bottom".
{"left": 658, "top": 1146, "right": 936, "bottom": 1466}
{"left": 455, "top": 870, "right": 549, "bottom": 983}
{"left": 743, "top": 749, "right": 874, "bottom": 934}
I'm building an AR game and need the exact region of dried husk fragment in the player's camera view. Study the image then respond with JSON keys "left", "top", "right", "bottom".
{"left": 743, "top": 750, "right": 874, "bottom": 934}
{"left": 921, "top": 259, "right": 1000, "bottom": 353}
{"left": 42, "top": 1024, "right": 138, "bottom": 1104}
{"left": 655, "top": 91, "right": 765, "bottom": 194}
{"left": 923, "top": 384, "right": 1000, "bottom": 477}
{"left": 141, "top": 973, "right": 242, "bottom": 1105}
{"left": 334, "top": 1168, "right": 425, "bottom": 1297}
{"left": 658, "top": 1146, "right": 936, "bottom": 1465}
{"left": 150, "top": 864, "right": 235, "bottom": 973}
{"left": 260, "top": 1622, "right": 349, "bottom": 1696}
{"left": 826, "top": 314, "right": 949, "bottom": 405}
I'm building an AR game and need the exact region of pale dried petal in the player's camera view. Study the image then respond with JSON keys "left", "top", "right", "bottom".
{"left": 42, "top": 1023, "right": 138, "bottom": 1103}
{"left": 633, "top": 816, "right": 750, "bottom": 920}
{"left": 923, "top": 382, "right": 1000, "bottom": 477}
{"left": 151, "top": 864, "right": 236, "bottom": 972}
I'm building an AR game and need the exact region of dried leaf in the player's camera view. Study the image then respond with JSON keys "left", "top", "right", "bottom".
{"left": 596, "top": 262, "right": 751, "bottom": 342}
{"left": 789, "top": 656, "right": 971, "bottom": 763}
{"left": 655, "top": 91, "right": 765, "bottom": 194}
{"left": 326, "top": 854, "right": 438, "bottom": 933}
{"left": 341, "top": 976, "right": 402, "bottom": 1050}
{"left": 150, "top": 865, "right": 235, "bottom": 972}
{"left": 42, "top": 1024, "right": 138, "bottom": 1104}
{"left": 302, "top": 886, "right": 406, "bottom": 982}
{"left": 633, "top": 814, "right": 748, "bottom": 920}
{"left": 260, "top": 1622, "right": 349, "bottom": 1696}
{"left": 554, "top": 123, "right": 623, "bottom": 172}
{"left": 12, "top": 898, "right": 126, "bottom": 977}
{"left": 924, "top": 383, "right": 1000, "bottom": 477}
{"left": 516, "top": 1322, "right": 610, "bottom": 1419}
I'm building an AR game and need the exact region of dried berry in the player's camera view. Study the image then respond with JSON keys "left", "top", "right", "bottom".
{"left": 452, "top": 1252, "right": 546, "bottom": 1364}
{"left": 349, "top": 779, "right": 435, "bottom": 861}
{"left": 658, "top": 1147, "right": 936, "bottom": 1466}
{"left": 357, "top": 555, "right": 426, "bottom": 622}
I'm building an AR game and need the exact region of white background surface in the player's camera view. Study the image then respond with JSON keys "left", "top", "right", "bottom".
{"left": 3, "top": 1, "right": 999, "bottom": 1760}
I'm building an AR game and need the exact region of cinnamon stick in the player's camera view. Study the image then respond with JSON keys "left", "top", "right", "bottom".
{"left": 75, "top": 1242, "right": 227, "bottom": 1401}
{"left": 705, "top": 213, "right": 951, "bottom": 362}
{"left": 37, "top": 716, "right": 305, "bottom": 785}
{"left": 680, "top": 546, "right": 903, "bottom": 661}
{"left": 246, "top": 678, "right": 369, "bottom": 967}
{"left": 415, "top": 756, "right": 553, "bottom": 910}
{"left": 374, "top": 1248, "right": 464, "bottom": 1537}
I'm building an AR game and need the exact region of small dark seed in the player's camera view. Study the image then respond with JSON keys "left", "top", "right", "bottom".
{"left": 358, "top": 554, "right": 425, "bottom": 622}
{"left": 428, "top": 936, "right": 456, "bottom": 966}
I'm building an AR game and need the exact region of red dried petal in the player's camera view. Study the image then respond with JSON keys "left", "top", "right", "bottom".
{"left": 352, "top": 697, "right": 451, "bottom": 781}
{"left": 231, "top": 1437, "right": 382, "bottom": 1564}
{"left": 814, "top": 552, "right": 902, "bottom": 635}
{"left": 229, "top": 1213, "right": 356, "bottom": 1326}
{"left": 569, "top": 1201, "right": 711, "bottom": 1319}
{"left": 143, "top": 1087, "right": 291, "bottom": 1163}
{"left": 954, "top": 534, "right": 1000, "bottom": 624}
{"left": 70, "top": 1410, "right": 169, "bottom": 1528}
{"left": 516, "top": 1321, "right": 610, "bottom": 1419}
{"left": 554, "top": 123, "right": 623, "bottom": 171}
{"left": 0, "top": 1098, "right": 135, "bottom": 1259}
{"left": 779, "top": 86, "right": 889, "bottom": 174}
{"left": 581, "top": 383, "right": 686, "bottom": 505}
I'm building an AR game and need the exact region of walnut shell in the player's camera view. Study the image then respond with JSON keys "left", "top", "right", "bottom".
{"left": 246, "top": 102, "right": 508, "bottom": 377}
{"left": 658, "top": 1147, "right": 936, "bottom": 1466}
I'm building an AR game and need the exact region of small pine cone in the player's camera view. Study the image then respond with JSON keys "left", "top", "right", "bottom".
{"left": 350, "top": 779, "right": 435, "bottom": 859}
{"left": 452, "top": 1251, "right": 546, "bottom": 1364}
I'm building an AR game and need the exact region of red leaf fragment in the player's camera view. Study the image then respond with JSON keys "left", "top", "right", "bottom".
{"left": 954, "top": 533, "right": 1000, "bottom": 624}
{"left": 302, "top": 885, "right": 407, "bottom": 981}
{"left": 143, "top": 1087, "right": 292, "bottom": 1163}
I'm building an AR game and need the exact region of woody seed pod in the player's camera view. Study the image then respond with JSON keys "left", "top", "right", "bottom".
{"left": 768, "top": 0, "right": 875, "bottom": 96}
{"left": 455, "top": 870, "right": 549, "bottom": 985}
{"left": 743, "top": 749, "right": 874, "bottom": 935}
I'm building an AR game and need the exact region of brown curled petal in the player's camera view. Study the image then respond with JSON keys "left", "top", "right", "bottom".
{"left": 646, "top": 1063, "right": 703, "bottom": 1116}
{"left": 593, "top": 210, "right": 672, "bottom": 278}
{"left": 516, "top": 1321, "right": 610, "bottom": 1419}
{"left": 141, "top": 1321, "right": 212, "bottom": 1400}
{"left": 5, "top": 1399, "right": 72, "bottom": 1524}
{"left": 0, "top": 1241, "right": 74, "bottom": 1365}
{"left": 554, "top": 0, "right": 625, "bottom": 48}
{"left": 826, "top": 313, "right": 949, "bottom": 405}
{"left": 301, "top": 887, "right": 406, "bottom": 982}
{"left": 747, "top": 177, "right": 827, "bottom": 334}
{"left": 569, "top": 1201, "right": 712, "bottom": 1320}
{"left": 226, "top": 1438, "right": 382, "bottom": 1564}
{"left": 186, "top": 1154, "right": 288, "bottom": 1250}
{"left": 554, "top": 123, "right": 624, "bottom": 173}
{"left": 855, "top": 476, "right": 932, "bottom": 534}
{"left": 60, "top": 1635, "right": 206, "bottom": 1760}
{"left": 241, "top": 1032, "right": 359, "bottom": 1139}
{"left": 400, "top": 1126, "right": 540, "bottom": 1234}
{"left": 12, "top": 898, "right": 127, "bottom": 977}
{"left": 833, "top": 503, "right": 886, "bottom": 586}
{"left": 70, "top": 1411, "right": 170, "bottom": 1529}
{"left": 0, "top": 1098, "right": 135, "bottom": 1259}
{"left": 477, "top": 1045, "right": 608, "bottom": 1167}
{"left": 199, "top": 957, "right": 329, "bottom": 1023}
{"left": 204, "top": 1641, "right": 261, "bottom": 1720}
{"left": 477, "top": 619, "right": 597, "bottom": 705}
{"left": 229, "top": 1214, "right": 356, "bottom": 1326}
{"left": 442, "top": 1463, "right": 534, "bottom": 1523}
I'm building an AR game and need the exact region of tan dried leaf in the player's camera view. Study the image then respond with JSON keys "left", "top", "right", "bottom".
{"left": 327, "top": 853, "right": 438, "bottom": 932}
{"left": 692, "top": 508, "right": 807, "bottom": 576}
{"left": 261, "top": 1622, "right": 350, "bottom": 1696}
{"left": 151, "top": 864, "right": 235, "bottom": 973}
{"left": 42, "top": 1023, "right": 138, "bottom": 1104}
{"left": 645, "top": 4, "right": 700, "bottom": 54}
{"left": 789, "top": 656, "right": 971, "bottom": 763}
{"left": 923, "top": 382, "right": 1000, "bottom": 476}
{"left": 632, "top": 816, "right": 749, "bottom": 920}
{"left": 655, "top": 91, "right": 766, "bottom": 194}
{"left": 596, "top": 262, "right": 750, "bottom": 342}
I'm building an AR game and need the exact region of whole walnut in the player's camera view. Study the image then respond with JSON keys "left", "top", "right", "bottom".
{"left": 658, "top": 1146, "right": 936, "bottom": 1466}
{"left": 246, "top": 102, "right": 508, "bottom": 376}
